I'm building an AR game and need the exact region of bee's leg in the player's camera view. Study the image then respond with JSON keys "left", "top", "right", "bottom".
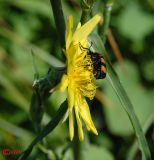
{"left": 79, "top": 42, "right": 89, "bottom": 52}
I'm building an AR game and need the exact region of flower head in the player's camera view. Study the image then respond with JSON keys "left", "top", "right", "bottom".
{"left": 57, "top": 14, "right": 101, "bottom": 141}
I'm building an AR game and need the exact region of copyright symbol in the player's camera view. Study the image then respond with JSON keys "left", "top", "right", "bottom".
{"left": 2, "top": 148, "right": 11, "bottom": 156}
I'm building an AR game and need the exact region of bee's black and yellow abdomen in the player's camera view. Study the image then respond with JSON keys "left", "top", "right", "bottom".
{"left": 100, "top": 55, "right": 107, "bottom": 78}
{"left": 89, "top": 52, "right": 107, "bottom": 79}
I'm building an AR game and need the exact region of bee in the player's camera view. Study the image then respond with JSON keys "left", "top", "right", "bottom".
{"left": 88, "top": 50, "right": 107, "bottom": 79}
{"left": 79, "top": 43, "right": 107, "bottom": 79}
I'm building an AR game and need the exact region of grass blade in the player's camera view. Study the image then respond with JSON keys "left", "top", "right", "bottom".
{"left": 127, "top": 113, "right": 154, "bottom": 160}
{"left": 90, "top": 34, "right": 151, "bottom": 160}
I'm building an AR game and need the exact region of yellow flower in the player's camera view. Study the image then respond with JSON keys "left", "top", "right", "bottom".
{"left": 57, "top": 14, "right": 101, "bottom": 141}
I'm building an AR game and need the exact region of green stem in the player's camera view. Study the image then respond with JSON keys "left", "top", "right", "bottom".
{"left": 73, "top": 122, "right": 88, "bottom": 160}
{"left": 80, "top": 9, "right": 91, "bottom": 25}
{"left": 50, "top": 0, "right": 66, "bottom": 48}
{"left": 73, "top": 121, "right": 82, "bottom": 160}
{"left": 99, "top": 0, "right": 114, "bottom": 43}
{"left": 80, "top": 0, "right": 95, "bottom": 24}
{"left": 17, "top": 100, "right": 68, "bottom": 160}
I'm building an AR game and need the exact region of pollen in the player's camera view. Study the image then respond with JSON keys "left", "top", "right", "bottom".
{"left": 68, "top": 48, "right": 96, "bottom": 100}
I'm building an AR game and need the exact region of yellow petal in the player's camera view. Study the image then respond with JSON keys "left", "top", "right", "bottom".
{"left": 75, "top": 101, "right": 84, "bottom": 141}
{"left": 66, "top": 16, "right": 73, "bottom": 50}
{"left": 54, "top": 74, "right": 68, "bottom": 92}
{"left": 68, "top": 85, "right": 75, "bottom": 140}
{"left": 76, "top": 22, "right": 81, "bottom": 30}
{"left": 73, "top": 14, "right": 102, "bottom": 42}
{"left": 79, "top": 98, "right": 98, "bottom": 135}
{"left": 68, "top": 84, "right": 74, "bottom": 110}
{"left": 69, "top": 107, "right": 74, "bottom": 141}
{"left": 66, "top": 41, "right": 77, "bottom": 63}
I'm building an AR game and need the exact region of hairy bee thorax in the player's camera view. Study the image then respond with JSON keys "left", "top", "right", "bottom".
{"left": 79, "top": 43, "right": 107, "bottom": 79}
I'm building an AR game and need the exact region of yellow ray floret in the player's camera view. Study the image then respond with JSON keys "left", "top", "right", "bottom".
{"left": 56, "top": 14, "right": 101, "bottom": 141}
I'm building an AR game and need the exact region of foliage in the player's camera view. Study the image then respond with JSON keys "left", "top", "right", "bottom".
{"left": 0, "top": 0, "right": 153, "bottom": 160}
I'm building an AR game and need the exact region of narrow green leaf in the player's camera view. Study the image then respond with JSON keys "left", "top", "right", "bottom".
{"left": 17, "top": 100, "right": 68, "bottom": 160}
{"left": 0, "top": 117, "right": 33, "bottom": 141}
{"left": 127, "top": 113, "right": 154, "bottom": 160}
{"left": 90, "top": 34, "right": 151, "bottom": 160}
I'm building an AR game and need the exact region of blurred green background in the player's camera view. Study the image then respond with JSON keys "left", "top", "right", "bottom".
{"left": 0, "top": 0, "right": 154, "bottom": 160}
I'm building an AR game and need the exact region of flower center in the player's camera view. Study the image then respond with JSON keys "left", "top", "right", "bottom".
{"left": 68, "top": 49, "right": 96, "bottom": 100}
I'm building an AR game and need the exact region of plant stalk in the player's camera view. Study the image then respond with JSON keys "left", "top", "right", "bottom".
{"left": 99, "top": 0, "right": 114, "bottom": 44}
{"left": 80, "top": 0, "right": 95, "bottom": 24}
{"left": 17, "top": 100, "right": 68, "bottom": 160}
{"left": 50, "top": 0, "right": 66, "bottom": 49}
